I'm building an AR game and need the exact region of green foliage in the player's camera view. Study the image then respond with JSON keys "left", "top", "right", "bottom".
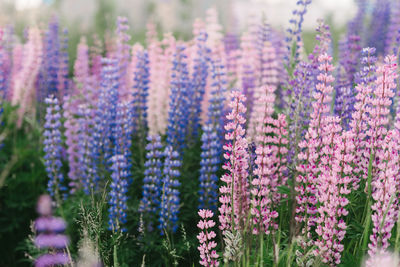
{"left": 0, "top": 103, "right": 47, "bottom": 266}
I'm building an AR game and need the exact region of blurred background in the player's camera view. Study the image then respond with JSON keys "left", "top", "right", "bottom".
{"left": 1, "top": 0, "right": 359, "bottom": 33}
{"left": 0, "top": 0, "right": 365, "bottom": 69}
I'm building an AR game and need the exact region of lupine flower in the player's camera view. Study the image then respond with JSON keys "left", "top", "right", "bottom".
{"left": 252, "top": 91, "right": 288, "bottom": 235}
{"left": 159, "top": 145, "right": 181, "bottom": 234}
{"left": 364, "top": 55, "right": 397, "bottom": 184}
{"left": 99, "top": 57, "right": 120, "bottom": 166}
{"left": 40, "top": 17, "right": 61, "bottom": 100}
{"left": 286, "top": 0, "right": 312, "bottom": 68}
{"left": 187, "top": 30, "right": 209, "bottom": 142}
{"left": 139, "top": 134, "right": 163, "bottom": 231}
{"left": 197, "top": 209, "right": 219, "bottom": 267}
{"left": 286, "top": 61, "right": 313, "bottom": 166}
{"left": 199, "top": 58, "right": 226, "bottom": 210}
{"left": 58, "top": 28, "right": 69, "bottom": 98}
{"left": 295, "top": 53, "right": 334, "bottom": 242}
{"left": 366, "top": 0, "right": 390, "bottom": 55}
{"left": 347, "top": 0, "right": 366, "bottom": 37}
{"left": 314, "top": 119, "right": 354, "bottom": 265}
{"left": 63, "top": 96, "right": 81, "bottom": 191}
{"left": 219, "top": 91, "right": 250, "bottom": 233}
{"left": 355, "top": 47, "right": 377, "bottom": 86}
{"left": 385, "top": 1, "right": 400, "bottom": 56}
{"left": 44, "top": 95, "right": 67, "bottom": 201}
{"left": 334, "top": 35, "right": 361, "bottom": 127}
{"left": 239, "top": 33, "right": 256, "bottom": 121}
{"left": 108, "top": 154, "right": 129, "bottom": 232}
{"left": 115, "top": 16, "right": 131, "bottom": 100}
{"left": 131, "top": 48, "right": 149, "bottom": 134}
{"left": 365, "top": 250, "right": 400, "bottom": 267}
{"left": 367, "top": 131, "right": 399, "bottom": 262}
{"left": 34, "top": 195, "right": 70, "bottom": 267}
{"left": 11, "top": 27, "right": 42, "bottom": 127}
{"left": 74, "top": 37, "right": 90, "bottom": 88}
{"left": 78, "top": 104, "right": 99, "bottom": 194}
{"left": 205, "top": 7, "right": 223, "bottom": 53}
{"left": 166, "top": 45, "right": 190, "bottom": 152}
{"left": 147, "top": 33, "right": 176, "bottom": 135}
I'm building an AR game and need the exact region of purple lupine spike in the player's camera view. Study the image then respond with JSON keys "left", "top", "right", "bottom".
{"left": 355, "top": 47, "right": 377, "bottom": 86}
{"left": 223, "top": 33, "right": 239, "bottom": 54}
{"left": 78, "top": 102, "right": 100, "bottom": 194}
{"left": 287, "top": 61, "right": 314, "bottom": 167}
{"left": 58, "top": 28, "right": 69, "bottom": 99}
{"left": 347, "top": 0, "right": 367, "bottom": 38}
{"left": 34, "top": 195, "right": 70, "bottom": 267}
{"left": 63, "top": 96, "right": 81, "bottom": 192}
{"left": 334, "top": 34, "right": 361, "bottom": 127}
{"left": 366, "top": 0, "right": 391, "bottom": 56}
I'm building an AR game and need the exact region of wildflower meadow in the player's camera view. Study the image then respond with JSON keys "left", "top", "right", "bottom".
{"left": 2, "top": 0, "right": 400, "bottom": 266}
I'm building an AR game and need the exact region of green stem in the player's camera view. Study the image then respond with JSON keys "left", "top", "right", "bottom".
{"left": 360, "top": 152, "right": 374, "bottom": 252}
{"left": 113, "top": 244, "right": 120, "bottom": 267}
{"left": 395, "top": 213, "right": 400, "bottom": 252}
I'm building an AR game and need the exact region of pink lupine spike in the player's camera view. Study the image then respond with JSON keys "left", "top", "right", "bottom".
{"left": 12, "top": 28, "right": 43, "bottom": 128}
{"left": 295, "top": 53, "right": 334, "bottom": 241}
{"left": 219, "top": 91, "right": 250, "bottom": 233}
{"left": 147, "top": 33, "right": 175, "bottom": 135}
{"left": 314, "top": 117, "right": 354, "bottom": 265}
{"left": 74, "top": 37, "right": 90, "bottom": 89}
{"left": 90, "top": 34, "right": 103, "bottom": 81}
{"left": 364, "top": 55, "right": 397, "bottom": 189}
{"left": 349, "top": 82, "right": 372, "bottom": 190}
{"left": 197, "top": 209, "right": 219, "bottom": 267}
{"left": 367, "top": 130, "right": 400, "bottom": 264}
{"left": 205, "top": 7, "right": 223, "bottom": 54}
{"left": 248, "top": 85, "right": 275, "bottom": 143}
{"left": 250, "top": 85, "right": 288, "bottom": 235}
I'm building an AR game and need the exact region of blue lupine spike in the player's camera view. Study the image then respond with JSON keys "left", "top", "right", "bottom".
{"left": 108, "top": 153, "right": 129, "bottom": 232}
{"left": 198, "top": 59, "right": 226, "bottom": 210}
{"left": 108, "top": 99, "right": 133, "bottom": 231}
{"left": 78, "top": 102, "right": 100, "bottom": 195}
{"left": 187, "top": 31, "right": 209, "bottom": 143}
{"left": 44, "top": 95, "right": 67, "bottom": 200}
{"left": 166, "top": 45, "right": 190, "bottom": 152}
{"left": 131, "top": 49, "right": 150, "bottom": 134}
{"left": 285, "top": 0, "right": 312, "bottom": 66}
{"left": 159, "top": 145, "right": 181, "bottom": 234}
{"left": 139, "top": 134, "right": 163, "bottom": 232}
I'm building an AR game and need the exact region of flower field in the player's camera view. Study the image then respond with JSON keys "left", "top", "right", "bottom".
{"left": 1, "top": 0, "right": 400, "bottom": 266}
